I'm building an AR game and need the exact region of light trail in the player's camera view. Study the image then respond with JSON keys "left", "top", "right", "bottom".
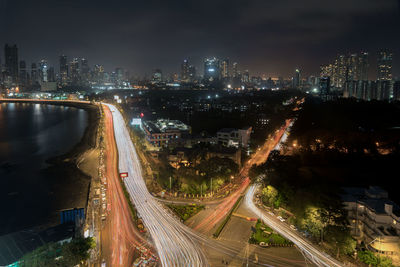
{"left": 242, "top": 118, "right": 343, "bottom": 267}
{"left": 105, "top": 103, "right": 333, "bottom": 266}
{"left": 245, "top": 185, "right": 343, "bottom": 267}
{"left": 102, "top": 105, "right": 152, "bottom": 266}
{"left": 104, "top": 103, "right": 208, "bottom": 267}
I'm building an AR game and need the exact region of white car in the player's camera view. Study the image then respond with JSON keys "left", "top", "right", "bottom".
{"left": 277, "top": 216, "right": 285, "bottom": 222}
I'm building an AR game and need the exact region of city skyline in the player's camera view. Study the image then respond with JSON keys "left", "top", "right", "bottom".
{"left": 1, "top": 44, "right": 398, "bottom": 81}
{"left": 1, "top": 0, "right": 399, "bottom": 78}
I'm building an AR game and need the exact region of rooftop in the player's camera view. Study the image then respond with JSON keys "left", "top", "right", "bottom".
{"left": 144, "top": 119, "right": 190, "bottom": 133}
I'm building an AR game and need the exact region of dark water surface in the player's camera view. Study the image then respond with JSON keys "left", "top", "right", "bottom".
{"left": 0, "top": 103, "right": 88, "bottom": 235}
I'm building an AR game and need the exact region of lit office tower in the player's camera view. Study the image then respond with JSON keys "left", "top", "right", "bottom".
{"left": 293, "top": 68, "right": 301, "bottom": 88}
{"left": 377, "top": 49, "right": 393, "bottom": 81}
{"left": 346, "top": 54, "right": 359, "bottom": 81}
{"left": 232, "top": 62, "right": 238, "bottom": 78}
{"left": 70, "top": 58, "right": 80, "bottom": 83}
{"left": 4, "top": 44, "right": 19, "bottom": 83}
{"left": 31, "top": 63, "right": 38, "bottom": 84}
{"left": 19, "top": 60, "right": 27, "bottom": 86}
{"left": 204, "top": 57, "right": 220, "bottom": 82}
{"left": 94, "top": 64, "right": 104, "bottom": 83}
{"left": 358, "top": 52, "right": 369, "bottom": 81}
{"left": 59, "top": 55, "right": 68, "bottom": 84}
{"left": 181, "top": 59, "right": 190, "bottom": 82}
{"left": 188, "top": 65, "right": 196, "bottom": 82}
{"left": 38, "top": 59, "right": 48, "bottom": 82}
{"left": 220, "top": 58, "right": 229, "bottom": 79}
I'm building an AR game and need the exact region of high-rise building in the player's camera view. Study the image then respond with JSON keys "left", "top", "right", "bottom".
{"left": 115, "top": 67, "right": 124, "bottom": 85}
{"left": 232, "top": 62, "right": 238, "bottom": 78}
{"left": 31, "top": 63, "right": 38, "bottom": 84}
{"left": 70, "top": 58, "right": 80, "bottom": 84}
{"left": 293, "top": 68, "right": 301, "bottom": 88}
{"left": 346, "top": 53, "right": 359, "bottom": 81}
{"left": 204, "top": 57, "right": 220, "bottom": 82}
{"left": 19, "top": 60, "right": 27, "bottom": 86}
{"left": 93, "top": 64, "right": 104, "bottom": 83}
{"left": 152, "top": 69, "right": 162, "bottom": 83}
{"left": 47, "top": 67, "right": 55, "bottom": 82}
{"left": 358, "top": 52, "right": 369, "bottom": 81}
{"left": 242, "top": 70, "right": 250, "bottom": 83}
{"left": 322, "top": 52, "right": 369, "bottom": 90}
{"left": 220, "top": 58, "right": 229, "bottom": 79}
{"left": 4, "top": 44, "right": 18, "bottom": 83}
{"left": 377, "top": 49, "right": 393, "bottom": 81}
{"left": 188, "top": 65, "right": 196, "bottom": 82}
{"left": 334, "top": 54, "right": 347, "bottom": 88}
{"left": 320, "top": 64, "right": 334, "bottom": 78}
{"left": 59, "top": 55, "right": 68, "bottom": 85}
{"left": 319, "top": 76, "right": 330, "bottom": 96}
{"left": 181, "top": 59, "right": 190, "bottom": 82}
{"left": 38, "top": 59, "right": 48, "bottom": 82}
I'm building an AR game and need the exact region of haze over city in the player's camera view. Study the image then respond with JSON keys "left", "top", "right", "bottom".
{"left": 1, "top": 0, "right": 399, "bottom": 77}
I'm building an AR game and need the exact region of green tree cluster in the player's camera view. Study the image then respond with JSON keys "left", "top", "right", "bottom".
{"left": 20, "top": 237, "right": 95, "bottom": 267}
{"left": 358, "top": 250, "right": 393, "bottom": 267}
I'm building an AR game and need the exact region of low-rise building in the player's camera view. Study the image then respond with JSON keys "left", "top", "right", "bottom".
{"left": 217, "top": 127, "right": 252, "bottom": 148}
{"left": 142, "top": 119, "right": 191, "bottom": 147}
{"left": 342, "top": 186, "right": 400, "bottom": 261}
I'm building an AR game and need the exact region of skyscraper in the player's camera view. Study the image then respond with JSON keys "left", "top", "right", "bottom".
{"left": 47, "top": 67, "right": 55, "bottom": 82}
{"left": 358, "top": 52, "right": 369, "bottom": 81}
{"left": 70, "top": 58, "right": 80, "bottom": 84}
{"left": 181, "top": 59, "right": 190, "bottom": 82}
{"left": 31, "top": 63, "right": 38, "bottom": 84}
{"left": 204, "top": 57, "right": 220, "bottom": 82}
{"left": 188, "top": 65, "right": 196, "bottom": 82}
{"left": 232, "top": 62, "right": 238, "bottom": 78}
{"left": 19, "top": 60, "right": 27, "bottom": 86}
{"left": 59, "top": 55, "right": 68, "bottom": 85}
{"left": 293, "top": 68, "right": 301, "bottom": 88}
{"left": 38, "top": 59, "right": 48, "bottom": 82}
{"left": 220, "top": 58, "right": 229, "bottom": 79}
{"left": 377, "top": 49, "right": 393, "bottom": 81}
{"left": 4, "top": 44, "right": 18, "bottom": 83}
{"left": 242, "top": 70, "right": 250, "bottom": 83}
{"left": 346, "top": 54, "right": 359, "bottom": 81}
{"left": 81, "top": 58, "right": 89, "bottom": 76}
{"left": 319, "top": 77, "right": 330, "bottom": 95}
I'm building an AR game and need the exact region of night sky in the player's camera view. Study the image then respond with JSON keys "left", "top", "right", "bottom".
{"left": 1, "top": 0, "right": 399, "bottom": 78}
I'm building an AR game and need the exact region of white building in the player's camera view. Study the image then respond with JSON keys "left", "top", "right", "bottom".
{"left": 217, "top": 127, "right": 252, "bottom": 148}
{"left": 342, "top": 186, "right": 400, "bottom": 261}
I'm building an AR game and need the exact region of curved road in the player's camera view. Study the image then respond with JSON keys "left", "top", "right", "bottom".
{"left": 245, "top": 185, "right": 343, "bottom": 267}
{"left": 105, "top": 103, "right": 208, "bottom": 267}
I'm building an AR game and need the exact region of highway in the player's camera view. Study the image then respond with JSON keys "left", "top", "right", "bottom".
{"left": 102, "top": 105, "right": 151, "bottom": 266}
{"left": 106, "top": 101, "right": 343, "bottom": 267}
{"left": 242, "top": 118, "right": 344, "bottom": 267}
{"left": 104, "top": 103, "right": 208, "bottom": 267}
{"left": 245, "top": 185, "right": 343, "bottom": 267}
